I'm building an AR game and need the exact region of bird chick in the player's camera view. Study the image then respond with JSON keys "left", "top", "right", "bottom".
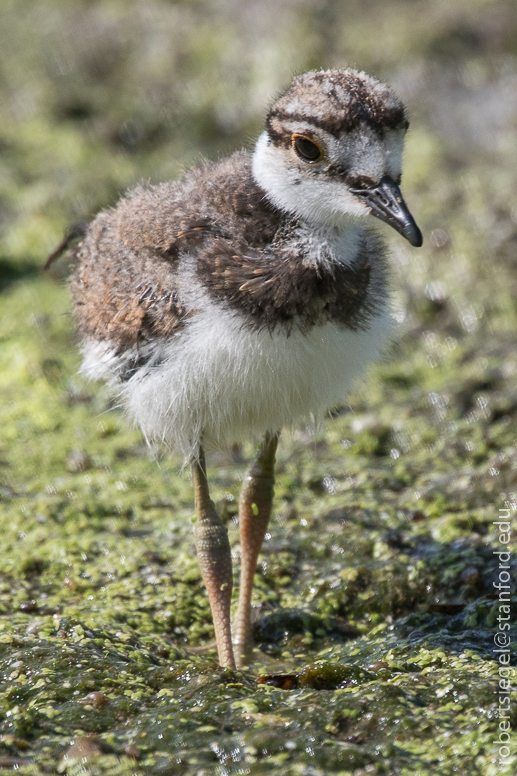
{"left": 52, "top": 68, "right": 423, "bottom": 669}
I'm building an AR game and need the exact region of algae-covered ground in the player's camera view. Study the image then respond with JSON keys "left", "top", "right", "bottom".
{"left": 1, "top": 1, "right": 517, "bottom": 774}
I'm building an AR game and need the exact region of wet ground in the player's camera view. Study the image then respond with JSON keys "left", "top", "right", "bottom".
{"left": 1, "top": 1, "right": 517, "bottom": 773}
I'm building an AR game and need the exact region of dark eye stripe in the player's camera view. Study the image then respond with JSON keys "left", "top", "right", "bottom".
{"left": 292, "top": 134, "right": 324, "bottom": 163}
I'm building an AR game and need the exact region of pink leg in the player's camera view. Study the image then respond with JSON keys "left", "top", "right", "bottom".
{"left": 233, "top": 432, "right": 279, "bottom": 668}
{"left": 191, "top": 447, "right": 235, "bottom": 669}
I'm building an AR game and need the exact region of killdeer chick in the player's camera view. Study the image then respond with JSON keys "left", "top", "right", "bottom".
{"left": 50, "top": 68, "right": 422, "bottom": 670}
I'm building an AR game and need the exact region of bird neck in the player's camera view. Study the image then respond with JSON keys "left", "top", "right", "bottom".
{"left": 252, "top": 132, "right": 366, "bottom": 267}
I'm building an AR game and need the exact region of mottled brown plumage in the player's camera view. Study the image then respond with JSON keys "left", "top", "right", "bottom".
{"left": 70, "top": 152, "right": 385, "bottom": 352}
{"left": 70, "top": 153, "right": 283, "bottom": 349}
{"left": 198, "top": 228, "right": 385, "bottom": 334}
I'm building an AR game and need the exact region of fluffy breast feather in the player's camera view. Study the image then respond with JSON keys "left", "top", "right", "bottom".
{"left": 81, "top": 301, "right": 393, "bottom": 458}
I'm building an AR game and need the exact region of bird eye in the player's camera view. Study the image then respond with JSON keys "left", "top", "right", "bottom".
{"left": 292, "top": 134, "right": 324, "bottom": 163}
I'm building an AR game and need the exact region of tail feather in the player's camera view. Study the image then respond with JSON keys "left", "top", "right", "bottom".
{"left": 43, "top": 221, "right": 87, "bottom": 270}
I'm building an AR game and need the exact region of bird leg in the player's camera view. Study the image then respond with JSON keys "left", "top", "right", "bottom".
{"left": 191, "top": 446, "right": 235, "bottom": 669}
{"left": 233, "top": 432, "right": 279, "bottom": 668}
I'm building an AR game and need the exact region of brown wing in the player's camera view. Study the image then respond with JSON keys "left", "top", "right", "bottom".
{"left": 69, "top": 207, "right": 196, "bottom": 349}
{"left": 69, "top": 152, "right": 283, "bottom": 349}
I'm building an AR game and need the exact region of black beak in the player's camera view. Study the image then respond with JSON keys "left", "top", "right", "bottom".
{"left": 350, "top": 175, "right": 423, "bottom": 247}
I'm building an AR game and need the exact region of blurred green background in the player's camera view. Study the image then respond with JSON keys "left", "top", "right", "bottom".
{"left": 1, "top": 1, "right": 517, "bottom": 775}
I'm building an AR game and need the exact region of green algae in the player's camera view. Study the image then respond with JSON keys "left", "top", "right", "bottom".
{"left": 2, "top": 0, "right": 517, "bottom": 773}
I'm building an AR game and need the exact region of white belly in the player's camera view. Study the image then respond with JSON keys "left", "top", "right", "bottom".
{"left": 82, "top": 300, "right": 392, "bottom": 459}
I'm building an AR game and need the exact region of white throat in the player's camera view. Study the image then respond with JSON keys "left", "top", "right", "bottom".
{"left": 252, "top": 131, "right": 370, "bottom": 229}
{"left": 252, "top": 131, "right": 366, "bottom": 267}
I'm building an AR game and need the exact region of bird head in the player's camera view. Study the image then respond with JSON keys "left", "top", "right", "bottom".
{"left": 253, "top": 68, "right": 423, "bottom": 247}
